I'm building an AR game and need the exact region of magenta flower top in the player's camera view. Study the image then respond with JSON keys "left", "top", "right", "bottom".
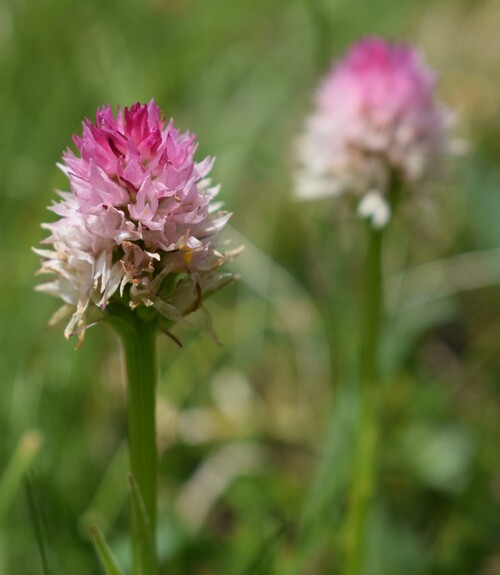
{"left": 35, "top": 100, "right": 236, "bottom": 342}
{"left": 295, "top": 38, "right": 457, "bottom": 227}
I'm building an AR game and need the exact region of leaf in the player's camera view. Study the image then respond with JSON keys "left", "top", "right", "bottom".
{"left": 90, "top": 525, "right": 125, "bottom": 575}
{"left": 128, "top": 474, "right": 156, "bottom": 575}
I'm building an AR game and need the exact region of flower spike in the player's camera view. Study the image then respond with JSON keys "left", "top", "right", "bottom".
{"left": 295, "top": 38, "right": 459, "bottom": 227}
{"left": 35, "top": 100, "right": 237, "bottom": 341}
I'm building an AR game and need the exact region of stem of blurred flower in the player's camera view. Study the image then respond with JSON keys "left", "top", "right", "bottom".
{"left": 108, "top": 305, "right": 157, "bottom": 575}
{"left": 342, "top": 226, "right": 383, "bottom": 575}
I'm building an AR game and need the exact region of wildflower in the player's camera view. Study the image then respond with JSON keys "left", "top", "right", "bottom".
{"left": 35, "top": 100, "right": 238, "bottom": 342}
{"left": 295, "top": 37, "right": 457, "bottom": 227}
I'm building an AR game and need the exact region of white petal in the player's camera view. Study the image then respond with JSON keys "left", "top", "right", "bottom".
{"left": 357, "top": 191, "right": 391, "bottom": 229}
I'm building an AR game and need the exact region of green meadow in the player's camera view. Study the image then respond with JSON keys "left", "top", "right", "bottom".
{"left": 0, "top": 0, "right": 499, "bottom": 573}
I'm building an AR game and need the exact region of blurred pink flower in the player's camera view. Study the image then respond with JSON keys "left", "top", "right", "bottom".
{"left": 295, "top": 37, "right": 458, "bottom": 227}
{"left": 35, "top": 100, "right": 237, "bottom": 341}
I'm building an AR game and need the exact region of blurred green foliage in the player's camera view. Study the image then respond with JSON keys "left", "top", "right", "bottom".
{"left": 0, "top": 0, "right": 500, "bottom": 573}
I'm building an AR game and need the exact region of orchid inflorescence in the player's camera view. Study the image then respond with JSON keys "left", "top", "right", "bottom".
{"left": 35, "top": 100, "right": 238, "bottom": 344}
{"left": 295, "top": 37, "right": 459, "bottom": 228}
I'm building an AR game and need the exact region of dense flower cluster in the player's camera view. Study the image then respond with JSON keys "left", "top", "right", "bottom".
{"left": 35, "top": 100, "right": 236, "bottom": 341}
{"left": 295, "top": 38, "right": 457, "bottom": 227}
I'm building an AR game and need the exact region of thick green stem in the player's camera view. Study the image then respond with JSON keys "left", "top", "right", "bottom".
{"left": 108, "top": 306, "right": 158, "bottom": 575}
{"left": 342, "top": 227, "right": 383, "bottom": 575}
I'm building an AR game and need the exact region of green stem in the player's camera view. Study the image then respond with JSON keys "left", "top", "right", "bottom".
{"left": 342, "top": 226, "right": 383, "bottom": 575}
{"left": 108, "top": 306, "right": 158, "bottom": 575}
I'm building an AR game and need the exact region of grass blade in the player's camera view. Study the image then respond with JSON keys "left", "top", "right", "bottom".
{"left": 25, "top": 474, "right": 51, "bottom": 575}
{"left": 90, "top": 525, "right": 125, "bottom": 575}
{"left": 0, "top": 431, "right": 43, "bottom": 525}
{"left": 239, "top": 522, "right": 287, "bottom": 575}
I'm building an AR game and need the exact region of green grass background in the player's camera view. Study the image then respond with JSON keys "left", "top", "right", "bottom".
{"left": 1, "top": 0, "right": 500, "bottom": 573}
